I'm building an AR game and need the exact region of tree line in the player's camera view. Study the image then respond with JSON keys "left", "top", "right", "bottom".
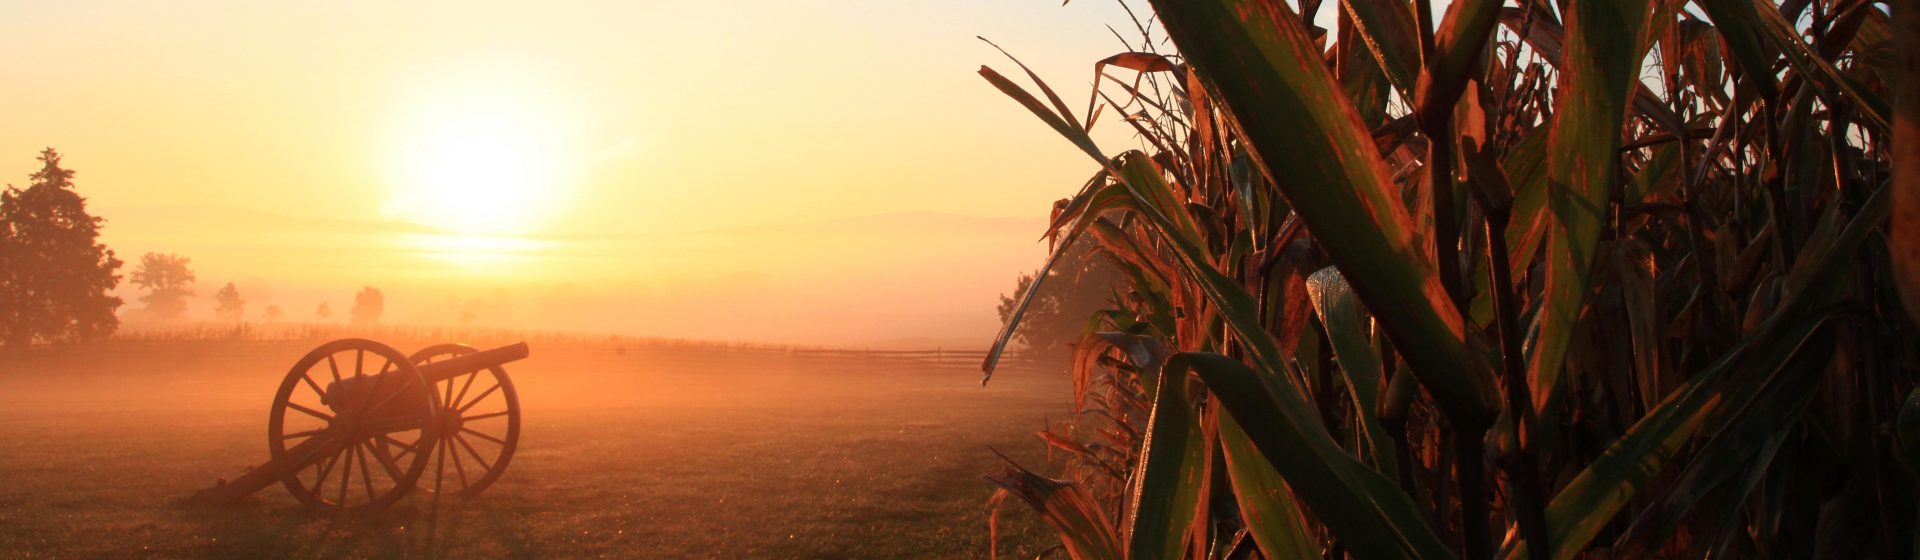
{"left": 127, "top": 253, "right": 383, "bottom": 325}
{"left": 0, "top": 148, "right": 386, "bottom": 349}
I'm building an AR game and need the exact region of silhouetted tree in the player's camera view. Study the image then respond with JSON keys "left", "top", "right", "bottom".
{"left": 315, "top": 302, "right": 332, "bottom": 321}
{"left": 131, "top": 253, "right": 195, "bottom": 320}
{"left": 213, "top": 282, "right": 244, "bottom": 321}
{"left": 996, "top": 237, "right": 1122, "bottom": 359}
{"left": 351, "top": 286, "right": 383, "bottom": 326}
{"left": 263, "top": 305, "right": 283, "bottom": 323}
{"left": 0, "top": 149, "right": 123, "bottom": 347}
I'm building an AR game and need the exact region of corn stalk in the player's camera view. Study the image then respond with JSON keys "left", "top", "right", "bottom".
{"left": 983, "top": 1, "right": 1920, "bottom": 558}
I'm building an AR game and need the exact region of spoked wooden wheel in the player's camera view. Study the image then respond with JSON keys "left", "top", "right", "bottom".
{"left": 409, "top": 343, "right": 521, "bottom": 496}
{"left": 269, "top": 339, "right": 439, "bottom": 513}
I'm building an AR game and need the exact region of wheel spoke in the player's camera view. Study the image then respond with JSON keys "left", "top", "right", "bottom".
{"left": 458, "top": 384, "right": 502, "bottom": 414}
{"left": 450, "top": 371, "right": 482, "bottom": 411}
{"left": 311, "top": 446, "right": 342, "bottom": 495}
{"left": 326, "top": 354, "right": 342, "bottom": 384}
{"left": 460, "top": 426, "right": 508, "bottom": 446}
{"left": 463, "top": 410, "right": 510, "bottom": 422}
{"left": 447, "top": 435, "right": 471, "bottom": 489}
{"left": 433, "top": 437, "right": 446, "bottom": 494}
{"left": 355, "top": 444, "right": 377, "bottom": 502}
{"left": 376, "top": 433, "right": 421, "bottom": 457}
{"left": 453, "top": 433, "right": 494, "bottom": 472}
{"left": 351, "top": 361, "right": 393, "bottom": 418}
{"left": 286, "top": 402, "right": 333, "bottom": 422}
{"left": 337, "top": 439, "right": 353, "bottom": 506}
{"left": 283, "top": 428, "right": 328, "bottom": 440}
{"left": 289, "top": 434, "right": 338, "bottom": 468}
{"left": 299, "top": 371, "right": 328, "bottom": 400}
{"left": 369, "top": 441, "right": 404, "bottom": 481}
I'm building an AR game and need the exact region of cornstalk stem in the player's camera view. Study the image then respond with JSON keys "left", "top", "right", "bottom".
{"left": 1482, "top": 198, "right": 1550, "bottom": 560}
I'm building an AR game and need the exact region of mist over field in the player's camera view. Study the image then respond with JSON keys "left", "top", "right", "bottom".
{"left": 99, "top": 205, "right": 1051, "bottom": 348}
{"left": 0, "top": 337, "right": 1069, "bottom": 557}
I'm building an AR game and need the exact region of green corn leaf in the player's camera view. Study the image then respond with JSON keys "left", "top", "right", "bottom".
{"left": 1693, "top": 0, "right": 1781, "bottom": 99}
{"left": 1174, "top": 352, "right": 1453, "bottom": 560}
{"left": 1528, "top": 0, "right": 1650, "bottom": 418}
{"left": 1506, "top": 187, "right": 1888, "bottom": 559}
{"left": 1307, "top": 267, "right": 1398, "bottom": 479}
{"left": 1218, "top": 413, "right": 1319, "bottom": 560}
{"left": 1127, "top": 353, "right": 1209, "bottom": 560}
{"left": 1144, "top": 0, "right": 1499, "bottom": 429}
{"left": 1338, "top": 0, "right": 1422, "bottom": 97}
{"left": 1610, "top": 336, "right": 1830, "bottom": 556}
{"left": 1337, "top": 8, "right": 1393, "bottom": 125}
{"left": 1742, "top": 0, "right": 1890, "bottom": 129}
{"left": 1502, "top": 123, "right": 1552, "bottom": 269}
{"left": 1091, "top": 151, "right": 1450, "bottom": 558}
{"left": 1505, "top": 310, "right": 1841, "bottom": 560}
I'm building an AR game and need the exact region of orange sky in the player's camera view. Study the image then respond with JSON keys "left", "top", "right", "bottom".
{"left": 0, "top": 1, "right": 1214, "bottom": 346}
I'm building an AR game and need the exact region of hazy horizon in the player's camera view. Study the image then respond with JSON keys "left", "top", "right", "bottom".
{"left": 95, "top": 203, "right": 1050, "bottom": 347}
{"left": 0, "top": 0, "right": 1175, "bottom": 348}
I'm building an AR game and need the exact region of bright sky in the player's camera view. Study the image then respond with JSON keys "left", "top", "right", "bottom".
{"left": 0, "top": 0, "right": 1208, "bottom": 347}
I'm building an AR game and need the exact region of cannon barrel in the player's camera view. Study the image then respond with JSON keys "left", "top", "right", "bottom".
{"left": 417, "top": 342, "right": 531, "bottom": 383}
{"left": 320, "top": 342, "right": 530, "bottom": 412}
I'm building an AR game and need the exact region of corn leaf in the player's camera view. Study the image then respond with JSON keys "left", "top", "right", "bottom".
{"left": 1338, "top": 0, "right": 1422, "bottom": 97}
{"left": 1528, "top": 0, "right": 1650, "bottom": 417}
{"left": 1218, "top": 413, "right": 1319, "bottom": 560}
{"left": 1127, "top": 353, "right": 1209, "bottom": 560}
{"left": 1307, "top": 267, "right": 1397, "bottom": 479}
{"left": 1173, "top": 352, "right": 1453, "bottom": 560}
{"left": 1144, "top": 0, "right": 1499, "bottom": 429}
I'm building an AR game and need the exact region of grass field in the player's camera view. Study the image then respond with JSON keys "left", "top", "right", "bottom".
{"left": 0, "top": 338, "right": 1067, "bottom": 559}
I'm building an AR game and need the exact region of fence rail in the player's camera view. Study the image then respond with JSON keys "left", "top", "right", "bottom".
{"left": 787, "top": 348, "right": 1052, "bottom": 369}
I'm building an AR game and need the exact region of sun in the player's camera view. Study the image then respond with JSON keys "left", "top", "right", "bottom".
{"left": 388, "top": 93, "right": 569, "bottom": 235}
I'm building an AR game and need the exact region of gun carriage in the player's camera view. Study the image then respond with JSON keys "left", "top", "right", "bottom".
{"left": 191, "top": 338, "right": 528, "bottom": 512}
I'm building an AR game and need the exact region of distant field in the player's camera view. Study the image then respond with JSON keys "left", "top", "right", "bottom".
{"left": 0, "top": 338, "right": 1069, "bottom": 559}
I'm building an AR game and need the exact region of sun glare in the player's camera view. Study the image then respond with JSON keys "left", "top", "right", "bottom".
{"left": 387, "top": 91, "right": 570, "bottom": 235}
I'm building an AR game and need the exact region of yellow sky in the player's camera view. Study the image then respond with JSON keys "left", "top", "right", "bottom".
{"left": 0, "top": 1, "right": 1187, "bottom": 346}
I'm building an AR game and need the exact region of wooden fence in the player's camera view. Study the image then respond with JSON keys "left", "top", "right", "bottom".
{"left": 787, "top": 348, "right": 1054, "bottom": 370}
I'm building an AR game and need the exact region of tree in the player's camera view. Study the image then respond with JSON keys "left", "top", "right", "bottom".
{"left": 263, "top": 305, "right": 283, "bottom": 323}
{"left": 315, "top": 302, "right": 332, "bottom": 321}
{"left": 995, "top": 237, "right": 1122, "bottom": 359}
{"left": 212, "top": 282, "right": 244, "bottom": 321}
{"left": 130, "top": 253, "right": 195, "bottom": 320}
{"left": 351, "top": 286, "right": 383, "bottom": 326}
{"left": 0, "top": 148, "right": 123, "bottom": 347}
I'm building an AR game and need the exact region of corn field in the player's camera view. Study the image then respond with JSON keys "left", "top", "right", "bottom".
{"left": 982, "top": 0, "right": 1920, "bottom": 558}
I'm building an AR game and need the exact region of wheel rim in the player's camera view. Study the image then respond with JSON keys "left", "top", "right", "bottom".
{"left": 269, "top": 338, "right": 438, "bottom": 513}
{"left": 409, "top": 343, "right": 521, "bottom": 496}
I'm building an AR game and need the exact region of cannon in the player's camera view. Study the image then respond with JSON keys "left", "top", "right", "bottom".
{"left": 190, "top": 338, "right": 528, "bottom": 513}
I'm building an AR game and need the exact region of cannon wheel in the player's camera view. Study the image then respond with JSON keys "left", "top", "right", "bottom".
{"left": 269, "top": 338, "right": 439, "bottom": 513}
{"left": 409, "top": 343, "right": 521, "bottom": 496}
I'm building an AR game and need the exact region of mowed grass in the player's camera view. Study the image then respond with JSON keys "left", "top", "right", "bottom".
{"left": 0, "top": 338, "right": 1067, "bottom": 558}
